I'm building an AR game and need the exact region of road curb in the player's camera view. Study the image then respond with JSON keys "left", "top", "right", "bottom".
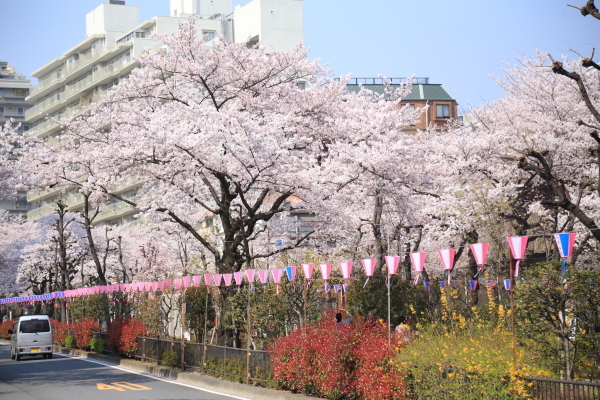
{"left": 48, "top": 344, "right": 312, "bottom": 400}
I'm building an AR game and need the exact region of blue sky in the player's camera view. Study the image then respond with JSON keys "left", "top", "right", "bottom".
{"left": 0, "top": 0, "right": 595, "bottom": 110}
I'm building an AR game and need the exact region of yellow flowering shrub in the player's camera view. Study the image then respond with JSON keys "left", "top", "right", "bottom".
{"left": 394, "top": 287, "right": 551, "bottom": 399}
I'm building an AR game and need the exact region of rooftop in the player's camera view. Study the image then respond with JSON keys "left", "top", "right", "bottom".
{"left": 344, "top": 77, "right": 455, "bottom": 101}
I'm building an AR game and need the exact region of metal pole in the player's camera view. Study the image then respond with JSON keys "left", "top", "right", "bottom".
{"left": 387, "top": 275, "right": 391, "bottom": 346}
{"left": 181, "top": 290, "right": 186, "bottom": 372}
{"left": 246, "top": 285, "right": 251, "bottom": 385}
{"left": 509, "top": 259, "right": 517, "bottom": 373}
{"left": 202, "top": 287, "right": 209, "bottom": 370}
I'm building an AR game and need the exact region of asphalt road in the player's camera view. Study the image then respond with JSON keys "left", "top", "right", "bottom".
{"left": 0, "top": 344, "right": 250, "bottom": 400}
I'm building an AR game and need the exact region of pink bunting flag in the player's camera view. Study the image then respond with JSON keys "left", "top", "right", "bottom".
{"left": 438, "top": 248, "right": 456, "bottom": 284}
{"left": 385, "top": 256, "right": 401, "bottom": 275}
{"left": 223, "top": 274, "right": 233, "bottom": 287}
{"left": 204, "top": 274, "right": 212, "bottom": 286}
{"left": 192, "top": 276, "right": 201, "bottom": 287}
{"left": 507, "top": 236, "right": 529, "bottom": 277}
{"left": 174, "top": 279, "right": 182, "bottom": 290}
{"left": 361, "top": 259, "right": 376, "bottom": 287}
{"left": 137, "top": 282, "right": 145, "bottom": 292}
{"left": 158, "top": 281, "right": 165, "bottom": 291}
{"left": 361, "top": 259, "right": 376, "bottom": 276}
{"left": 302, "top": 263, "right": 314, "bottom": 280}
{"left": 469, "top": 242, "right": 489, "bottom": 276}
{"left": 319, "top": 264, "right": 332, "bottom": 280}
{"left": 272, "top": 269, "right": 283, "bottom": 294}
{"left": 258, "top": 270, "right": 269, "bottom": 284}
{"left": 213, "top": 274, "right": 223, "bottom": 287}
{"left": 152, "top": 282, "right": 159, "bottom": 292}
{"left": 234, "top": 272, "right": 244, "bottom": 286}
{"left": 93, "top": 286, "right": 100, "bottom": 295}
{"left": 164, "top": 278, "right": 172, "bottom": 289}
{"left": 183, "top": 276, "right": 191, "bottom": 288}
{"left": 469, "top": 243, "right": 489, "bottom": 266}
{"left": 410, "top": 252, "right": 427, "bottom": 284}
{"left": 245, "top": 269, "right": 255, "bottom": 283}
{"left": 339, "top": 262, "right": 353, "bottom": 279}
{"left": 144, "top": 282, "right": 152, "bottom": 292}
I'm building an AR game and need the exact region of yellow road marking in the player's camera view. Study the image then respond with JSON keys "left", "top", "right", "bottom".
{"left": 96, "top": 382, "right": 152, "bottom": 391}
{"left": 112, "top": 382, "right": 152, "bottom": 390}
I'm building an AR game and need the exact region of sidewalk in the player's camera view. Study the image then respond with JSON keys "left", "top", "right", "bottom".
{"left": 0, "top": 339, "right": 311, "bottom": 400}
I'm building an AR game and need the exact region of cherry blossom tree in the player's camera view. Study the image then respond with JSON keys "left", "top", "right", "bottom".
{"left": 32, "top": 19, "right": 416, "bottom": 281}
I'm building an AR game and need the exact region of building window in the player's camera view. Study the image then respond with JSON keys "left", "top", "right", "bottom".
{"left": 202, "top": 31, "right": 216, "bottom": 42}
{"left": 0, "top": 89, "right": 4, "bottom": 97}
{"left": 135, "top": 31, "right": 145, "bottom": 38}
{"left": 297, "top": 82, "right": 306, "bottom": 90}
{"left": 17, "top": 107, "right": 24, "bottom": 115}
{"left": 15, "top": 89, "right": 27, "bottom": 97}
{"left": 0, "top": 107, "right": 3, "bottom": 116}
{"left": 436, "top": 104, "right": 450, "bottom": 118}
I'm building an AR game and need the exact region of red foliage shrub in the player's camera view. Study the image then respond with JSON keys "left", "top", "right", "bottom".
{"left": 352, "top": 320, "right": 407, "bottom": 399}
{"left": 71, "top": 317, "right": 99, "bottom": 350}
{"left": 0, "top": 319, "right": 14, "bottom": 339}
{"left": 106, "top": 316, "right": 124, "bottom": 353}
{"left": 50, "top": 318, "right": 70, "bottom": 345}
{"left": 107, "top": 317, "right": 146, "bottom": 357}
{"left": 270, "top": 311, "right": 407, "bottom": 400}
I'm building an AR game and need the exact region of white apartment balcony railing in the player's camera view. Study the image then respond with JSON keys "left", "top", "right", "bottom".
{"left": 27, "top": 204, "right": 57, "bottom": 220}
{"left": 96, "top": 201, "right": 136, "bottom": 222}
{"left": 29, "top": 92, "right": 107, "bottom": 137}
{"left": 65, "top": 46, "right": 106, "bottom": 75}
{"left": 30, "top": 119, "right": 60, "bottom": 136}
{"left": 25, "top": 92, "right": 65, "bottom": 120}
{"left": 29, "top": 73, "right": 66, "bottom": 97}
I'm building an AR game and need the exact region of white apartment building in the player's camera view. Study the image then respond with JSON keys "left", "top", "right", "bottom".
{"left": 25, "top": 0, "right": 304, "bottom": 224}
{"left": 0, "top": 62, "right": 34, "bottom": 216}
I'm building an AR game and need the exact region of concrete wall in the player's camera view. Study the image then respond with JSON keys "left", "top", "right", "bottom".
{"left": 234, "top": 0, "right": 303, "bottom": 52}
{"left": 170, "top": 0, "right": 232, "bottom": 17}
{"left": 86, "top": 3, "right": 140, "bottom": 37}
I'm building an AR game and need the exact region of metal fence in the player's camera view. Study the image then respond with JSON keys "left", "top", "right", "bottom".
{"left": 136, "top": 337, "right": 271, "bottom": 384}
{"left": 525, "top": 377, "right": 600, "bottom": 399}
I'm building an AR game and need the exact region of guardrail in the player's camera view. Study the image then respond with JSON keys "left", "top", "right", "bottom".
{"left": 525, "top": 376, "right": 600, "bottom": 399}
{"left": 137, "top": 337, "right": 271, "bottom": 384}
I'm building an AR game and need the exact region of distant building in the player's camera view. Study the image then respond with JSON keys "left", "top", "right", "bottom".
{"left": 25, "top": 0, "right": 304, "bottom": 224}
{"left": 345, "top": 77, "right": 458, "bottom": 133}
{"left": 0, "top": 62, "right": 33, "bottom": 216}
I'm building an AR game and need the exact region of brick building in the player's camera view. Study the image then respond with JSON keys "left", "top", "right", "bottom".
{"left": 345, "top": 77, "right": 458, "bottom": 133}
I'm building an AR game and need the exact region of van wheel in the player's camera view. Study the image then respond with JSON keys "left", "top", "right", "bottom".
{"left": 15, "top": 354, "right": 20, "bottom": 361}
{"left": 48, "top": 353, "right": 53, "bottom": 359}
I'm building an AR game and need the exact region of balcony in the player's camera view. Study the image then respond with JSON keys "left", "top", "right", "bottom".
{"left": 65, "top": 46, "right": 106, "bottom": 76}
{"left": 95, "top": 201, "right": 136, "bottom": 223}
{"left": 25, "top": 92, "right": 65, "bottom": 121}
{"left": 27, "top": 204, "right": 57, "bottom": 220}
{"left": 28, "top": 73, "right": 66, "bottom": 99}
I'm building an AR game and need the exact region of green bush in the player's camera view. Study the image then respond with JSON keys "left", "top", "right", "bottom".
{"left": 89, "top": 338, "right": 105, "bottom": 353}
{"left": 64, "top": 335, "right": 74, "bottom": 348}
{"left": 161, "top": 350, "right": 180, "bottom": 369}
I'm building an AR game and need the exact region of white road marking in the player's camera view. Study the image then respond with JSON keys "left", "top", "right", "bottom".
{"left": 56, "top": 352, "right": 254, "bottom": 400}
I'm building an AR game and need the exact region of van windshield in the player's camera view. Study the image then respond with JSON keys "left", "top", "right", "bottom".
{"left": 20, "top": 320, "right": 50, "bottom": 333}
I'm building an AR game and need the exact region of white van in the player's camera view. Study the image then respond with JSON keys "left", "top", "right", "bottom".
{"left": 8, "top": 315, "right": 53, "bottom": 360}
